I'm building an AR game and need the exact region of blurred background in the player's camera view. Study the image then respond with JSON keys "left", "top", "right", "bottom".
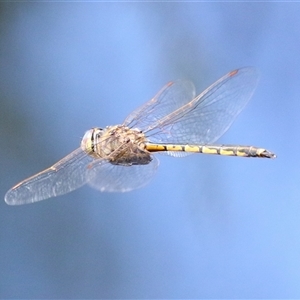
{"left": 0, "top": 2, "right": 298, "bottom": 298}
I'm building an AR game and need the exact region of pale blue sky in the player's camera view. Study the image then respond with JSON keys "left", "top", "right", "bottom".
{"left": 0, "top": 3, "right": 298, "bottom": 298}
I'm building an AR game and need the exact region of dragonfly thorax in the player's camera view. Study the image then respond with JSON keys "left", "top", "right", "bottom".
{"left": 81, "top": 125, "right": 152, "bottom": 166}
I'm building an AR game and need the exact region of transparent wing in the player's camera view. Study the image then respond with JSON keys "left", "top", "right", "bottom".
{"left": 5, "top": 148, "right": 95, "bottom": 205}
{"left": 87, "top": 156, "right": 159, "bottom": 192}
{"left": 127, "top": 67, "right": 259, "bottom": 145}
{"left": 124, "top": 80, "right": 196, "bottom": 132}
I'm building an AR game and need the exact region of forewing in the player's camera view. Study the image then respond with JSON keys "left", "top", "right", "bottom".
{"left": 5, "top": 148, "right": 94, "bottom": 205}
{"left": 144, "top": 67, "right": 259, "bottom": 144}
{"left": 124, "top": 80, "right": 196, "bottom": 134}
{"left": 87, "top": 156, "right": 159, "bottom": 192}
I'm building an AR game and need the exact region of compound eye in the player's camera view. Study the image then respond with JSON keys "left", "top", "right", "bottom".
{"left": 94, "top": 128, "right": 104, "bottom": 138}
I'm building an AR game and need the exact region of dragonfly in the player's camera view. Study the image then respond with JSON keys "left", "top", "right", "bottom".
{"left": 5, "top": 67, "right": 276, "bottom": 205}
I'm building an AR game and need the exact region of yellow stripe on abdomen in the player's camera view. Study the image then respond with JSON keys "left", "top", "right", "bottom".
{"left": 146, "top": 143, "right": 276, "bottom": 158}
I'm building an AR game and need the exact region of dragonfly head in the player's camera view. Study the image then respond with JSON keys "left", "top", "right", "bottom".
{"left": 81, "top": 127, "right": 104, "bottom": 154}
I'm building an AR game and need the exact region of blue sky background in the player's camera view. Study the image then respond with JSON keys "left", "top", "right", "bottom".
{"left": 0, "top": 2, "right": 298, "bottom": 298}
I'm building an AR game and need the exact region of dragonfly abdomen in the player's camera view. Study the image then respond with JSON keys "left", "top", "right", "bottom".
{"left": 146, "top": 144, "right": 276, "bottom": 158}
